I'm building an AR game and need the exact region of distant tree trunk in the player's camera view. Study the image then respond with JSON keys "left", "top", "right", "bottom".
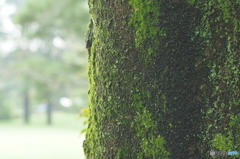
{"left": 84, "top": 0, "right": 240, "bottom": 158}
{"left": 47, "top": 98, "right": 52, "bottom": 125}
{"left": 23, "top": 89, "right": 30, "bottom": 124}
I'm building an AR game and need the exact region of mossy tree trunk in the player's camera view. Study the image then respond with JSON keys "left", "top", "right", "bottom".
{"left": 83, "top": 0, "right": 240, "bottom": 158}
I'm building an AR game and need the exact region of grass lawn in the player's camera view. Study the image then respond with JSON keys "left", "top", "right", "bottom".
{"left": 0, "top": 112, "right": 87, "bottom": 159}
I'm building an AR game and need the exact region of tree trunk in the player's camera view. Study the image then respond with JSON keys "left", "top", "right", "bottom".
{"left": 84, "top": 0, "right": 240, "bottom": 158}
{"left": 47, "top": 98, "right": 52, "bottom": 125}
{"left": 23, "top": 88, "right": 30, "bottom": 124}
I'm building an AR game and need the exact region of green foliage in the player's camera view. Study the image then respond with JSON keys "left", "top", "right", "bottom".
{"left": 11, "top": 51, "right": 84, "bottom": 102}
{"left": 10, "top": 0, "right": 89, "bottom": 112}
{"left": 0, "top": 104, "right": 12, "bottom": 120}
{"left": 78, "top": 107, "right": 89, "bottom": 133}
{"left": 14, "top": 0, "right": 90, "bottom": 38}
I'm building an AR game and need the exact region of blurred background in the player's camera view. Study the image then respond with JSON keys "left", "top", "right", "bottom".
{"left": 0, "top": 0, "right": 90, "bottom": 158}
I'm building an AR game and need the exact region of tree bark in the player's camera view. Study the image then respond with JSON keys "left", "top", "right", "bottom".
{"left": 84, "top": 0, "right": 240, "bottom": 158}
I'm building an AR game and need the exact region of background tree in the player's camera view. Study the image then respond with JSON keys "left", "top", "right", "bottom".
{"left": 84, "top": 0, "right": 240, "bottom": 158}
{"left": 13, "top": 0, "right": 90, "bottom": 123}
{"left": 0, "top": 0, "right": 90, "bottom": 123}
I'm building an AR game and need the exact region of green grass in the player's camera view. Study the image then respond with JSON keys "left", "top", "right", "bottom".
{"left": 0, "top": 112, "right": 87, "bottom": 159}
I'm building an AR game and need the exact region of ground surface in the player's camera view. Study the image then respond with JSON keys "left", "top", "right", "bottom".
{"left": 0, "top": 112, "right": 86, "bottom": 159}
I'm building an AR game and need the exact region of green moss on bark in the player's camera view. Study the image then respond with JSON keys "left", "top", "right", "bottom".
{"left": 84, "top": 0, "right": 240, "bottom": 158}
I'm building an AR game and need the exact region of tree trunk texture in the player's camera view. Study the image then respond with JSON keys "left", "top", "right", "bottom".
{"left": 84, "top": 0, "right": 240, "bottom": 158}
